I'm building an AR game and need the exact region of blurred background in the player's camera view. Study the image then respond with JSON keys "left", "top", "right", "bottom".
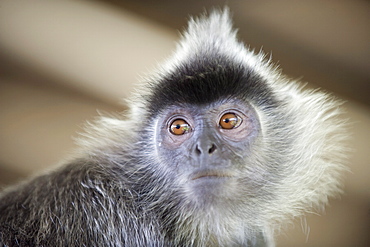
{"left": 0, "top": 0, "right": 369, "bottom": 246}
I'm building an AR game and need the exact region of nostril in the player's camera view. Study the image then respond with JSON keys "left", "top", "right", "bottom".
{"left": 208, "top": 144, "right": 217, "bottom": 154}
{"left": 195, "top": 144, "right": 202, "bottom": 155}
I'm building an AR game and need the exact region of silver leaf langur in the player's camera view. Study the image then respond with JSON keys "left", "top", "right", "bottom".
{"left": 0, "top": 9, "right": 348, "bottom": 247}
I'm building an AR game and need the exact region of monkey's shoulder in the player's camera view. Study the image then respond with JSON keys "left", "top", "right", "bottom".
{"left": 0, "top": 159, "right": 141, "bottom": 213}
{"left": 0, "top": 160, "right": 154, "bottom": 246}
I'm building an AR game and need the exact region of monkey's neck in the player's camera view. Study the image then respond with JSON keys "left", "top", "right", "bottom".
{"left": 156, "top": 201, "right": 270, "bottom": 246}
{"left": 135, "top": 163, "right": 272, "bottom": 246}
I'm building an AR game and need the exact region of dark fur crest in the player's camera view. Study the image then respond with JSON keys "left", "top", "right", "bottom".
{"left": 148, "top": 54, "right": 278, "bottom": 117}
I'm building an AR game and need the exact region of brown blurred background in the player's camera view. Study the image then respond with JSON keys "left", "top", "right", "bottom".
{"left": 0, "top": 0, "right": 369, "bottom": 246}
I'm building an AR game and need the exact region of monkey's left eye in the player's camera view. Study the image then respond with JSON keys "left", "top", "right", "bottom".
{"left": 170, "top": 119, "right": 191, "bottom": 135}
{"left": 219, "top": 113, "right": 242, "bottom": 129}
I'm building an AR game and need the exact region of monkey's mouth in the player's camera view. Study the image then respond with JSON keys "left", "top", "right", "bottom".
{"left": 190, "top": 169, "right": 234, "bottom": 181}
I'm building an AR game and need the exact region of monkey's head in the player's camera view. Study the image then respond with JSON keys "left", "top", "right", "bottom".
{"left": 147, "top": 43, "right": 275, "bottom": 205}
{"left": 103, "top": 9, "right": 347, "bottom": 239}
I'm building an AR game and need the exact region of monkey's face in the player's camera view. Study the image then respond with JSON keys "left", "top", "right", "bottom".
{"left": 153, "top": 99, "right": 261, "bottom": 206}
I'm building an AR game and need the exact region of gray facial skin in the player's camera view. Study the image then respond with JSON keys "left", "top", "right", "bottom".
{"left": 154, "top": 100, "right": 261, "bottom": 206}
{"left": 0, "top": 9, "right": 348, "bottom": 247}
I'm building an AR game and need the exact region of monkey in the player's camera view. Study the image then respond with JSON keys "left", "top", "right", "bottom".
{"left": 0, "top": 9, "right": 348, "bottom": 247}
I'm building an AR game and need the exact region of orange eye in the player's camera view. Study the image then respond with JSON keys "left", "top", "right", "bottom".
{"left": 219, "top": 113, "right": 242, "bottom": 129}
{"left": 170, "top": 119, "right": 191, "bottom": 135}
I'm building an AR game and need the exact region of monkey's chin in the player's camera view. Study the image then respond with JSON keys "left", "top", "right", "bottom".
{"left": 189, "top": 175, "right": 236, "bottom": 205}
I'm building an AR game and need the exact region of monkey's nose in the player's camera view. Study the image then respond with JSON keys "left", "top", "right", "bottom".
{"left": 195, "top": 143, "right": 217, "bottom": 155}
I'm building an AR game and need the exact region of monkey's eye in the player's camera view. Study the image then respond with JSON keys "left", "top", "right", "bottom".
{"left": 170, "top": 119, "right": 191, "bottom": 135}
{"left": 219, "top": 113, "right": 242, "bottom": 129}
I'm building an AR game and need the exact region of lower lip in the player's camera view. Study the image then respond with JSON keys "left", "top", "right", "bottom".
{"left": 192, "top": 175, "right": 231, "bottom": 182}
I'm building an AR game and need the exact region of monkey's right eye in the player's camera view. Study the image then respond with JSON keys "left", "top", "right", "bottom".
{"left": 170, "top": 119, "right": 191, "bottom": 135}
